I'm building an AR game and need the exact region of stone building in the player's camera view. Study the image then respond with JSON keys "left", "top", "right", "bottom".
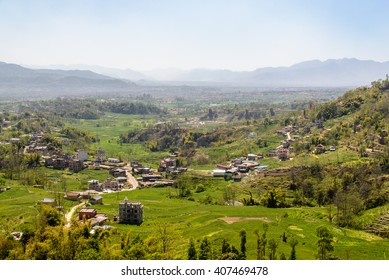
{"left": 118, "top": 197, "right": 143, "bottom": 225}
{"left": 96, "top": 148, "right": 106, "bottom": 163}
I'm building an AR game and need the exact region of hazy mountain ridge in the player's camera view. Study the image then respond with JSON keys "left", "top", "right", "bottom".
{"left": 2, "top": 59, "right": 389, "bottom": 95}
{"left": 29, "top": 64, "right": 154, "bottom": 82}
{"left": 0, "top": 61, "right": 136, "bottom": 97}
{"left": 140, "top": 58, "right": 389, "bottom": 87}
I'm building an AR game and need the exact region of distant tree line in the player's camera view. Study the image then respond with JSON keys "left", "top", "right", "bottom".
{"left": 18, "top": 98, "right": 165, "bottom": 120}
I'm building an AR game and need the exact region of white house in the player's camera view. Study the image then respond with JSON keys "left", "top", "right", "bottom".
{"left": 77, "top": 149, "right": 88, "bottom": 161}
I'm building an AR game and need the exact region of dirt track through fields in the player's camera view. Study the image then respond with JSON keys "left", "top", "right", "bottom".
{"left": 218, "top": 217, "right": 272, "bottom": 224}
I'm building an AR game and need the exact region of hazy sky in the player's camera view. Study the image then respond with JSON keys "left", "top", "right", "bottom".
{"left": 1, "top": 0, "right": 389, "bottom": 71}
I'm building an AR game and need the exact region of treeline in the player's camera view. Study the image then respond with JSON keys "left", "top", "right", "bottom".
{"left": 18, "top": 98, "right": 165, "bottom": 120}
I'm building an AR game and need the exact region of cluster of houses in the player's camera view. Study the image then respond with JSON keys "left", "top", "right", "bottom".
{"left": 64, "top": 191, "right": 103, "bottom": 205}
{"left": 13, "top": 132, "right": 88, "bottom": 173}
{"left": 78, "top": 208, "right": 109, "bottom": 227}
{"left": 267, "top": 147, "right": 290, "bottom": 161}
{"left": 130, "top": 157, "right": 186, "bottom": 188}
{"left": 77, "top": 198, "right": 144, "bottom": 226}
{"left": 137, "top": 173, "right": 175, "bottom": 188}
{"left": 23, "top": 134, "right": 124, "bottom": 173}
{"left": 88, "top": 177, "right": 128, "bottom": 192}
{"left": 213, "top": 155, "right": 264, "bottom": 182}
{"left": 272, "top": 121, "right": 336, "bottom": 160}
{"left": 157, "top": 157, "right": 187, "bottom": 174}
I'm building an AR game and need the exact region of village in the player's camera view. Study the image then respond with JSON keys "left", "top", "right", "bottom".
{"left": 9, "top": 130, "right": 194, "bottom": 231}
{"left": 3, "top": 116, "right": 344, "bottom": 234}
{"left": 210, "top": 120, "right": 339, "bottom": 183}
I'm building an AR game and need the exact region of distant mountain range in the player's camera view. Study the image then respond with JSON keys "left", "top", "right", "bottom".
{"left": 141, "top": 58, "right": 389, "bottom": 87}
{"left": 1, "top": 58, "right": 389, "bottom": 98}
{"left": 0, "top": 61, "right": 135, "bottom": 97}
{"left": 36, "top": 58, "right": 389, "bottom": 88}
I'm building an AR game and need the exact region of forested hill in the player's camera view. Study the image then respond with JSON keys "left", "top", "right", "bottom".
{"left": 306, "top": 77, "right": 389, "bottom": 164}
{"left": 18, "top": 98, "right": 165, "bottom": 119}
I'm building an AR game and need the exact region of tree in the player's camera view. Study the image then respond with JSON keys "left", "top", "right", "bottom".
{"left": 219, "top": 239, "right": 239, "bottom": 260}
{"left": 38, "top": 205, "right": 63, "bottom": 228}
{"left": 223, "top": 185, "right": 237, "bottom": 206}
{"left": 187, "top": 238, "right": 197, "bottom": 260}
{"left": 261, "top": 188, "right": 286, "bottom": 208}
{"left": 198, "top": 237, "right": 212, "bottom": 260}
{"left": 126, "top": 235, "right": 148, "bottom": 260}
{"left": 289, "top": 238, "right": 298, "bottom": 260}
{"left": 175, "top": 173, "right": 193, "bottom": 198}
{"left": 267, "top": 238, "right": 278, "bottom": 260}
{"left": 239, "top": 229, "right": 247, "bottom": 259}
{"left": 316, "top": 226, "right": 334, "bottom": 260}
{"left": 24, "top": 153, "right": 41, "bottom": 168}
{"left": 254, "top": 224, "right": 268, "bottom": 260}
{"left": 334, "top": 190, "right": 363, "bottom": 227}
{"left": 155, "top": 223, "right": 180, "bottom": 259}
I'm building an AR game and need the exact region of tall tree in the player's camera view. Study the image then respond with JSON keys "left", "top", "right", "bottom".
{"left": 316, "top": 226, "right": 334, "bottom": 260}
{"left": 289, "top": 238, "right": 298, "bottom": 260}
{"left": 198, "top": 237, "right": 212, "bottom": 260}
{"left": 187, "top": 238, "right": 197, "bottom": 260}
{"left": 267, "top": 239, "right": 278, "bottom": 260}
{"left": 254, "top": 224, "right": 268, "bottom": 260}
{"left": 239, "top": 229, "right": 247, "bottom": 260}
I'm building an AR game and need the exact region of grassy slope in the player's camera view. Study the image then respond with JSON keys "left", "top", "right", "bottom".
{"left": 91, "top": 187, "right": 389, "bottom": 260}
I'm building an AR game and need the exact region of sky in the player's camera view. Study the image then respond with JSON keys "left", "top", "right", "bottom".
{"left": 1, "top": 0, "right": 389, "bottom": 71}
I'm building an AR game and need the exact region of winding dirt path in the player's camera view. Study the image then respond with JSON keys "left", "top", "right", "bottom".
{"left": 64, "top": 201, "right": 85, "bottom": 228}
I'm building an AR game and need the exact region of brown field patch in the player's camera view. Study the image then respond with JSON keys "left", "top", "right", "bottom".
{"left": 218, "top": 217, "right": 272, "bottom": 224}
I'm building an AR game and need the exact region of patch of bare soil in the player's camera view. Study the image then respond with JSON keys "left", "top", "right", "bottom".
{"left": 218, "top": 217, "right": 271, "bottom": 224}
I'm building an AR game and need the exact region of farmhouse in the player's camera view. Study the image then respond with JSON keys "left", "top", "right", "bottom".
{"left": 91, "top": 214, "right": 109, "bottom": 226}
{"left": 315, "top": 144, "right": 326, "bottom": 154}
{"left": 118, "top": 198, "right": 143, "bottom": 225}
{"left": 65, "top": 191, "right": 81, "bottom": 201}
{"left": 69, "top": 159, "right": 85, "bottom": 173}
{"left": 89, "top": 195, "right": 103, "bottom": 205}
{"left": 110, "top": 168, "right": 126, "bottom": 177}
{"left": 88, "top": 179, "right": 103, "bottom": 192}
{"left": 247, "top": 154, "right": 258, "bottom": 161}
{"left": 158, "top": 158, "right": 176, "bottom": 172}
{"left": 108, "top": 158, "right": 121, "bottom": 163}
{"left": 96, "top": 148, "right": 106, "bottom": 162}
{"left": 142, "top": 174, "right": 162, "bottom": 182}
{"left": 52, "top": 158, "right": 68, "bottom": 170}
{"left": 213, "top": 169, "right": 226, "bottom": 177}
{"left": 40, "top": 198, "right": 55, "bottom": 206}
{"left": 79, "top": 208, "right": 97, "bottom": 220}
{"left": 116, "top": 177, "right": 128, "bottom": 184}
{"left": 103, "top": 178, "right": 120, "bottom": 189}
{"left": 76, "top": 149, "right": 88, "bottom": 161}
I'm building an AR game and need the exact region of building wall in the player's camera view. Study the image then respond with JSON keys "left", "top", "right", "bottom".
{"left": 118, "top": 200, "right": 143, "bottom": 225}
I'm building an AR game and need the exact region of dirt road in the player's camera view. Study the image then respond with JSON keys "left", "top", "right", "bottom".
{"left": 124, "top": 164, "right": 139, "bottom": 189}
{"left": 64, "top": 201, "right": 85, "bottom": 228}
